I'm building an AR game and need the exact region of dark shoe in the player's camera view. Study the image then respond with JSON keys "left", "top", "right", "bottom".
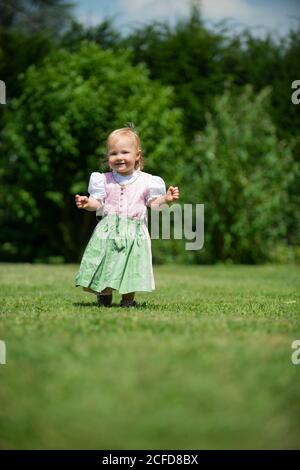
{"left": 120, "top": 299, "right": 137, "bottom": 308}
{"left": 97, "top": 294, "right": 112, "bottom": 307}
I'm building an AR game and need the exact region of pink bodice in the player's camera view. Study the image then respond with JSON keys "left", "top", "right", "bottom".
{"left": 102, "top": 171, "right": 153, "bottom": 223}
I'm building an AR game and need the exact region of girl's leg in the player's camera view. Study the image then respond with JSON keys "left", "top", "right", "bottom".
{"left": 97, "top": 287, "right": 113, "bottom": 307}
{"left": 121, "top": 292, "right": 135, "bottom": 302}
{"left": 120, "top": 292, "right": 137, "bottom": 307}
{"left": 100, "top": 287, "right": 113, "bottom": 295}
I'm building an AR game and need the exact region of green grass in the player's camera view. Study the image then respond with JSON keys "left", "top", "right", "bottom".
{"left": 0, "top": 263, "right": 300, "bottom": 449}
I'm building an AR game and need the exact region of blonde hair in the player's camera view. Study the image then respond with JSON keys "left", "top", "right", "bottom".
{"left": 106, "top": 124, "right": 145, "bottom": 170}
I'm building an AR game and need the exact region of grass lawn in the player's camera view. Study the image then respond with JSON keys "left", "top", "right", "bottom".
{"left": 0, "top": 263, "right": 299, "bottom": 449}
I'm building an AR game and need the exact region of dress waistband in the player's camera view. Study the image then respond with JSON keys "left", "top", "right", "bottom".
{"left": 102, "top": 213, "right": 145, "bottom": 226}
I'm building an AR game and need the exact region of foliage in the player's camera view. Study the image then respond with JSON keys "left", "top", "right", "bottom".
{"left": 122, "top": 6, "right": 226, "bottom": 139}
{"left": 61, "top": 19, "right": 122, "bottom": 52}
{"left": 0, "top": 3, "right": 299, "bottom": 263}
{"left": 187, "top": 85, "right": 297, "bottom": 263}
{"left": 0, "top": 0, "right": 74, "bottom": 35}
{"left": 0, "top": 42, "right": 185, "bottom": 261}
{"left": 0, "top": 27, "right": 53, "bottom": 100}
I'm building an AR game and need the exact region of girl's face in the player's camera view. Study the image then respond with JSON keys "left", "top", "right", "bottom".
{"left": 107, "top": 135, "right": 140, "bottom": 175}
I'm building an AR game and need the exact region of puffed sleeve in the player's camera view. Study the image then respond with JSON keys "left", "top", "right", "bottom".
{"left": 88, "top": 172, "right": 106, "bottom": 202}
{"left": 146, "top": 175, "right": 167, "bottom": 206}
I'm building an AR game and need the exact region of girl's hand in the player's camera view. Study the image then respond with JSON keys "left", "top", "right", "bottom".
{"left": 166, "top": 186, "right": 180, "bottom": 202}
{"left": 75, "top": 194, "right": 89, "bottom": 209}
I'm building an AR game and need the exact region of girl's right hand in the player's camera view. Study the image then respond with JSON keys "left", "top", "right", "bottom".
{"left": 75, "top": 194, "right": 89, "bottom": 209}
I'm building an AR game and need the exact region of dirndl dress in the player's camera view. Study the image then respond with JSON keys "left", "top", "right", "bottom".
{"left": 75, "top": 170, "right": 166, "bottom": 295}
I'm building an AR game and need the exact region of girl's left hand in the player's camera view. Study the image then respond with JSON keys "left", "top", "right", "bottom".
{"left": 166, "top": 186, "right": 180, "bottom": 202}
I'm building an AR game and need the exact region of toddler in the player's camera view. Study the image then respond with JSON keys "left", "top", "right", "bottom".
{"left": 75, "top": 126, "right": 179, "bottom": 307}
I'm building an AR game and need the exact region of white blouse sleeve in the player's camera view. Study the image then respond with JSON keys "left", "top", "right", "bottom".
{"left": 88, "top": 172, "right": 106, "bottom": 202}
{"left": 146, "top": 175, "right": 167, "bottom": 206}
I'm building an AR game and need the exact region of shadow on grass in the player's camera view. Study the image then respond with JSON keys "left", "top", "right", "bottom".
{"left": 72, "top": 301, "right": 158, "bottom": 310}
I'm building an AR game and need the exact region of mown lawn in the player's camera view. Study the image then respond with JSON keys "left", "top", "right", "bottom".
{"left": 0, "top": 263, "right": 299, "bottom": 449}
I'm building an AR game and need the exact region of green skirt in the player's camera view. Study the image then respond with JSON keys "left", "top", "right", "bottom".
{"left": 75, "top": 214, "right": 155, "bottom": 294}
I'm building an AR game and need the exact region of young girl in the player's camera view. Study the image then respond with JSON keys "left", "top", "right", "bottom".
{"left": 75, "top": 126, "right": 180, "bottom": 307}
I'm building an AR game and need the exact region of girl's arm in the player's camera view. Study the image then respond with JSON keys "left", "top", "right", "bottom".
{"left": 149, "top": 186, "right": 180, "bottom": 210}
{"left": 75, "top": 194, "right": 102, "bottom": 212}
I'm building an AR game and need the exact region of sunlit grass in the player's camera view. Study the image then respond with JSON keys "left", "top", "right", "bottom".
{"left": 0, "top": 263, "right": 299, "bottom": 449}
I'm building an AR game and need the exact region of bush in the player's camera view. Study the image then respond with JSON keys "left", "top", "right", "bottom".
{"left": 0, "top": 42, "right": 185, "bottom": 261}
{"left": 186, "top": 85, "right": 297, "bottom": 263}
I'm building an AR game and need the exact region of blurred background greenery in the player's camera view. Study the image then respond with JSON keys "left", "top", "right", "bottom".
{"left": 0, "top": 0, "right": 299, "bottom": 265}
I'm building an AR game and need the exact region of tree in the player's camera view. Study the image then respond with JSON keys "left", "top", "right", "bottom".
{"left": 0, "top": 0, "right": 75, "bottom": 100}
{"left": 0, "top": 42, "right": 185, "bottom": 262}
{"left": 187, "top": 85, "right": 297, "bottom": 263}
{"left": 123, "top": 5, "right": 226, "bottom": 139}
{"left": 0, "top": 0, "right": 74, "bottom": 35}
{"left": 61, "top": 20, "right": 122, "bottom": 52}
